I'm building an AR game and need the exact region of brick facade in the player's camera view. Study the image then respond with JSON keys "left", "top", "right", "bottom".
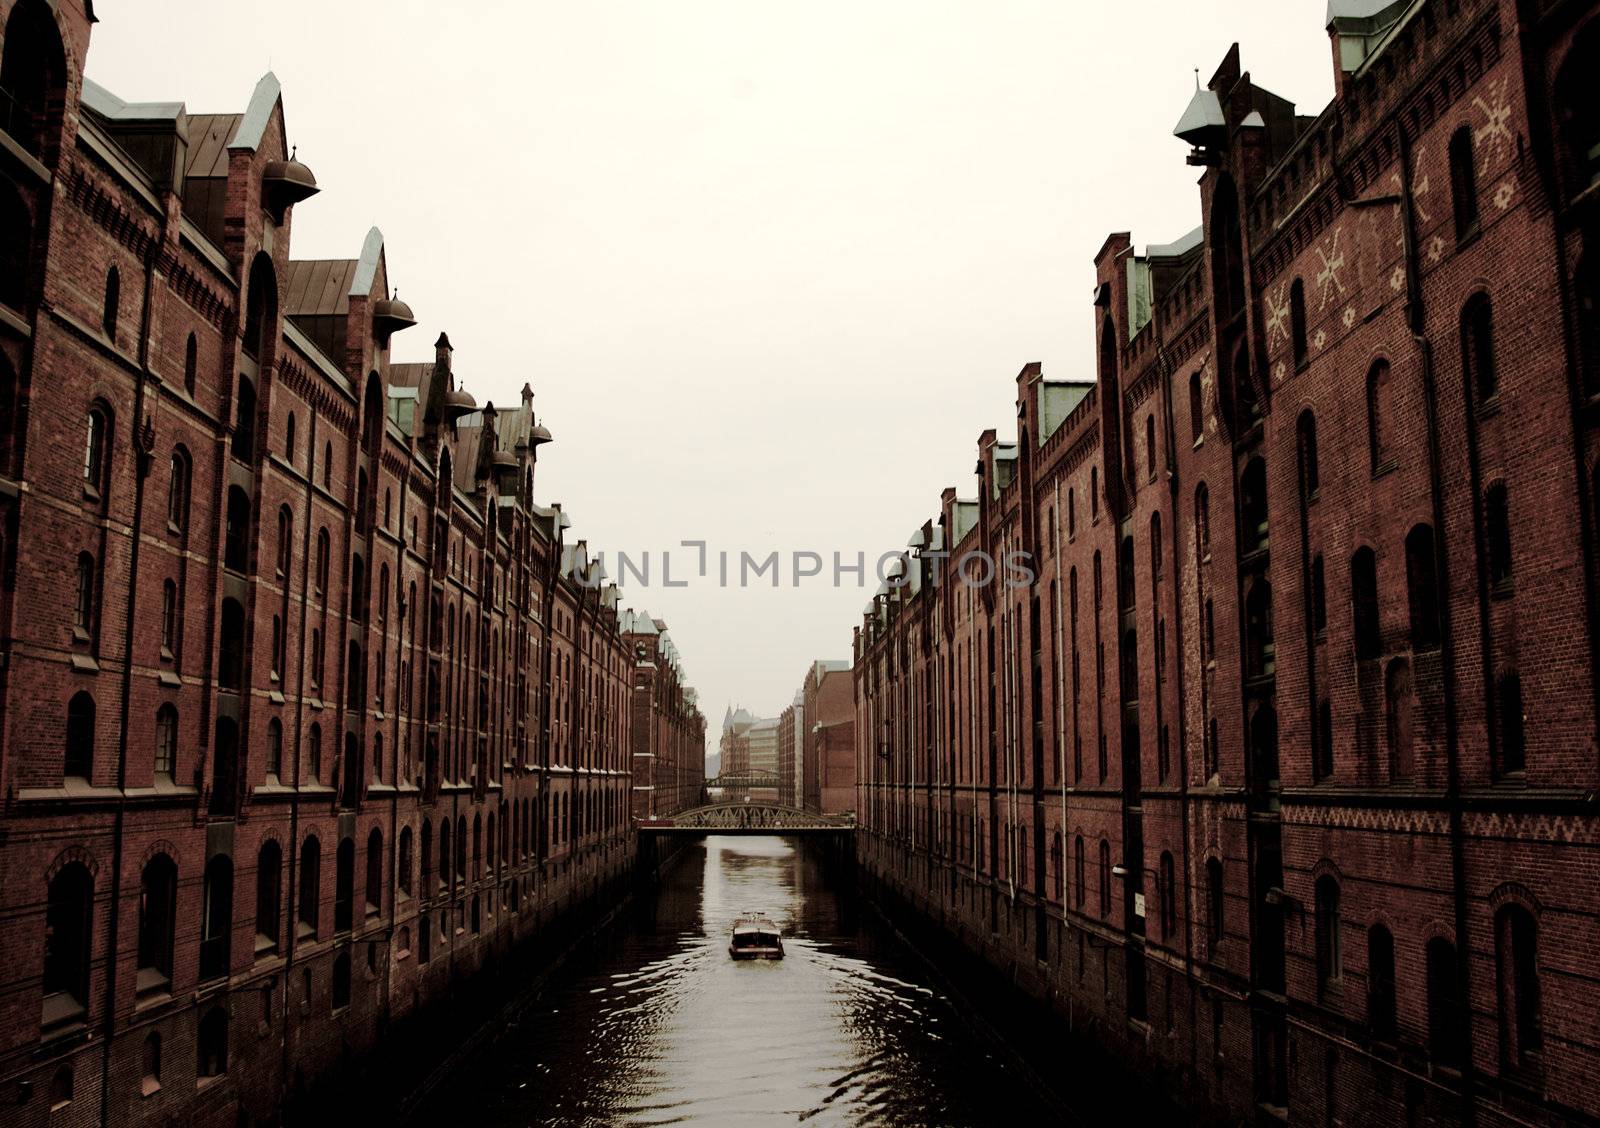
{"left": 855, "top": 2, "right": 1600, "bottom": 1123}
{"left": 0, "top": 5, "right": 701, "bottom": 1124}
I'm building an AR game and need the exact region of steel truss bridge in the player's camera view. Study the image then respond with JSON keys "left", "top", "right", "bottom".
{"left": 703, "top": 772, "right": 780, "bottom": 792}
{"left": 636, "top": 802, "right": 855, "bottom": 835}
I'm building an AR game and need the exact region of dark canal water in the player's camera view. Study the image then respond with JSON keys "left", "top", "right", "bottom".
{"left": 412, "top": 835, "right": 1069, "bottom": 1126}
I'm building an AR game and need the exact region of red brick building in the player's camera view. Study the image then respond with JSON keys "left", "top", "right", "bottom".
{"left": 624, "top": 610, "right": 707, "bottom": 820}
{"left": 0, "top": 5, "right": 700, "bottom": 1124}
{"left": 856, "top": 1, "right": 1600, "bottom": 1122}
{"left": 799, "top": 660, "right": 854, "bottom": 815}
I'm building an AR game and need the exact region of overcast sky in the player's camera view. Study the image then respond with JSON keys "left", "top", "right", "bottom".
{"left": 87, "top": 2, "right": 1332, "bottom": 760}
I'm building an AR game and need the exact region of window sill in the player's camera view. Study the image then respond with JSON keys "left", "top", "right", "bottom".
{"left": 1490, "top": 580, "right": 1514, "bottom": 601}
{"left": 1371, "top": 459, "right": 1397, "bottom": 481}
{"left": 1476, "top": 395, "right": 1501, "bottom": 421}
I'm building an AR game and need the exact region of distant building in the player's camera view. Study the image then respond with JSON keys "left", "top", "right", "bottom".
{"left": 800, "top": 661, "right": 854, "bottom": 814}
{"left": 624, "top": 611, "right": 707, "bottom": 819}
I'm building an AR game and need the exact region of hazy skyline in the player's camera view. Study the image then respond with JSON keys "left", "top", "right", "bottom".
{"left": 85, "top": 2, "right": 1333, "bottom": 759}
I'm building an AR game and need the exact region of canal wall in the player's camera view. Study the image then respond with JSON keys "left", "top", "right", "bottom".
{"left": 281, "top": 838, "right": 641, "bottom": 1126}
{"left": 856, "top": 834, "right": 1235, "bottom": 1125}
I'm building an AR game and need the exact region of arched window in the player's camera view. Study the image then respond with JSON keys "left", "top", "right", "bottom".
{"left": 1351, "top": 548, "right": 1381, "bottom": 660}
{"left": 1498, "top": 671, "right": 1526, "bottom": 775}
{"left": 136, "top": 855, "right": 177, "bottom": 992}
{"left": 1195, "top": 482, "right": 1209, "bottom": 555}
{"left": 1206, "top": 858, "right": 1224, "bottom": 953}
{"left": 1449, "top": 126, "right": 1479, "bottom": 240}
{"left": 1296, "top": 410, "right": 1318, "bottom": 501}
{"left": 1314, "top": 875, "right": 1341, "bottom": 994}
{"left": 308, "top": 722, "right": 322, "bottom": 782}
{"left": 457, "top": 815, "right": 467, "bottom": 878}
{"left": 1386, "top": 659, "right": 1415, "bottom": 781}
{"left": 1089, "top": 466, "right": 1099, "bottom": 521}
{"left": 42, "top": 862, "right": 92, "bottom": 1026}
{"left": 1486, "top": 482, "right": 1513, "bottom": 587}
{"left": 74, "top": 551, "right": 94, "bottom": 637}
{"left": 1067, "top": 487, "right": 1076, "bottom": 538}
{"left": 1051, "top": 831, "right": 1063, "bottom": 902}
{"left": 439, "top": 819, "right": 452, "bottom": 892}
{"left": 218, "top": 598, "right": 245, "bottom": 690}
{"left": 166, "top": 448, "right": 190, "bottom": 532}
{"left": 224, "top": 486, "right": 250, "bottom": 572}
{"left": 1159, "top": 852, "right": 1176, "bottom": 941}
{"left": 1244, "top": 579, "right": 1274, "bottom": 679}
{"left": 345, "top": 642, "right": 364, "bottom": 713}
{"left": 297, "top": 836, "right": 320, "bottom": 939}
{"left": 265, "top": 716, "right": 282, "bottom": 780}
{"left": 198, "top": 854, "right": 232, "bottom": 981}
{"left": 1189, "top": 372, "right": 1204, "bottom": 443}
{"left": 0, "top": 0, "right": 68, "bottom": 160}
{"left": 363, "top": 373, "right": 383, "bottom": 455}
{"left": 141, "top": 1033, "right": 162, "bottom": 1096}
{"left": 420, "top": 819, "right": 433, "bottom": 888}
{"left": 154, "top": 704, "right": 177, "bottom": 780}
{"left": 399, "top": 826, "right": 413, "bottom": 896}
{"left": 349, "top": 553, "right": 366, "bottom": 622}
{"left": 65, "top": 691, "right": 94, "bottom": 779}
{"left": 210, "top": 717, "right": 239, "bottom": 817}
{"left": 242, "top": 253, "right": 275, "bottom": 360}
{"left": 276, "top": 505, "right": 292, "bottom": 577}
{"left": 1097, "top": 838, "right": 1111, "bottom": 917}
{"left": 1250, "top": 703, "right": 1279, "bottom": 792}
{"left": 49, "top": 1066, "right": 72, "bottom": 1110}
{"left": 1367, "top": 924, "right": 1397, "bottom": 1039}
{"left": 1406, "top": 523, "right": 1440, "bottom": 648}
{"left": 1495, "top": 903, "right": 1541, "bottom": 1068}
{"left": 315, "top": 528, "right": 330, "bottom": 594}
{"left": 334, "top": 837, "right": 354, "bottom": 932}
{"left": 1145, "top": 414, "right": 1156, "bottom": 479}
{"left": 232, "top": 376, "right": 257, "bottom": 463}
{"left": 160, "top": 579, "right": 178, "bottom": 658}
{"left": 331, "top": 950, "right": 351, "bottom": 1011}
{"left": 183, "top": 333, "right": 197, "bottom": 395}
{"left": 1427, "top": 937, "right": 1466, "bottom": 1066}
{"left": 1366, "top": 360, "right": 1393, "bottom": 472}
{"left": 1240, "top": 458, "right": 1268, "bottom": 554}
{"left": 322, "top": 441, "right": 332, "bottom": 489}
{"left": 83, "top": 403, "right": 109, "bottom": 496}
{"left": 365, "top": 827, "right": 382, "bottom": 916}
{"left": 101, "top": 267, "right": 120, "bottom": 340}
{"left": 1290, "top": 278, "right": 1308, "bottom": 367}
{"left": 197, "top": 1007, "right": 228, "bottom": 1078}
{"left": 1463, "top": 293, "right": 1496, "bottom": 403}
{"left": 285, "top": 412, "right": 296, "bottom": 463}
{"left": 1149, "top": 513, "right": 1162, "bottom": 589}
{"left": 1315, "top": 697, "right": 1334, "bottom": 782}
{"left": 255, "top": 840, "right": 281, "bottom": 956}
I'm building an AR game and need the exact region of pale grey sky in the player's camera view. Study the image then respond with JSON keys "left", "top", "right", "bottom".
{"left": 87, "top": 2, "right": 1332, "bottom": 759}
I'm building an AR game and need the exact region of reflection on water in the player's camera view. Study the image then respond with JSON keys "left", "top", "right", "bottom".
{"left": 416, "top": 836, "right": 1065, "bottom": 1126}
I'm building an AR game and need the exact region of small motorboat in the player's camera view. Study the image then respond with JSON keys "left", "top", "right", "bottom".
{"left": 728, "top": 914, "right": 784, "bottom": 960}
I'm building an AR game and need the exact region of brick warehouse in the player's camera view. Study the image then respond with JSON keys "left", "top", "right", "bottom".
{"left": 0, "top": 3, "right": 706, "bottom": 1125}
{"left": 855, "top": 0, "right": 1600, "bottom": 1124}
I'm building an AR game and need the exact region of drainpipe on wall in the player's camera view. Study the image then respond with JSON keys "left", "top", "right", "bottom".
{"left": 99, "top": 234, "right": 160, "bottom": 1128}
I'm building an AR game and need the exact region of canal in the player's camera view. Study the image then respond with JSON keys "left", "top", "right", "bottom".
{"left": 409, "top": 835, "right": 1070, "bottom": 1126}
